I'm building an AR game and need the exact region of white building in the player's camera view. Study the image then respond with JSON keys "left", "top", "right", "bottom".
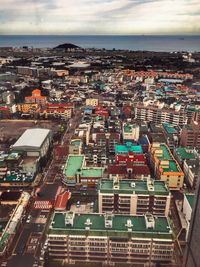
{"left": 183, "top": 194, "right": 195, "bottom": 240}
{"left": 12, "top": 128, "right": 52, "bottom": 157}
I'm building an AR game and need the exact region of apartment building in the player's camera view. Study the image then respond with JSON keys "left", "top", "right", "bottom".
{"left": 63, "top": 155, "right": 104, "bottom": 186}
{"left": 68, "top": 139, "right": 82, "bottom": 155}
{"left": 134, "top": 103, "right": 187, "bottom": 126}
{"left": 17, "top": 103, "right": 39, "bottom": 114}
{"left": 39, "top": 103, "right": 74, "bottom": 120}
{"left": 98, "top": 178, "right": 171, "bottom": 216}
{"left": 162, "top": 123, "right": 180, "bottom": 149}
{"left": 122, "top": 123, "right": 140, "bottom": 141}
{"left": 150, "top": 143, "right": 184, "bottom": 190}
{"left": 86, "top": 98, "right": 99, "bottom": 107}
{"left": 25, "top": 89, "right": 47, "bottom": 105}
{"left": 48, "top": 212, "right": 174, "bottom": 266}
{"left": 174, "top": 147, "right": 200, "bottom": 189}
{"left": 180, "top": 120, "right": 200, "bottom": 150}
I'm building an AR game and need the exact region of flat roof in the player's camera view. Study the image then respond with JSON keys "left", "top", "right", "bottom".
{"left": 162, "top": 123, "right": 178, "bottom": 134}
{"left": 12, "top": 128, "right": 51, "bottom": 149}
{"left": 185, "top": 194, "right": 195, "bottom": 209}
{"left": 64, "top": 155, "right": 84, "bottom": 177}
{"left": 153, "top": 144, "right": 181, "bottom": 173}
{"left": 80, "top": 168, "right": 104, "bottom": 178}
{"left": 49, "top": 212, "right": 173, "bottom": 240}
{"left": 0, "top": 173, "right": 34, "bottom": 183}
{"left": 124, "top": 124, "right": 133, "bottom": 133}
{"left": 115, "top": 144, "right": 143, "bottom": 154}
{"left": 175, "top": 147, "right": 196, "bottom": 160}
{"left": 99, "top": 179, "right": 169, "bottom": 195}
{"left": 70, "top": 140, "right": 81, "bottom": 146}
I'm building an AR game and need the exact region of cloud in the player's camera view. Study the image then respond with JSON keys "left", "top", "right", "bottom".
{"left": 0, "top": 0, "right": 199, "bottom": 34}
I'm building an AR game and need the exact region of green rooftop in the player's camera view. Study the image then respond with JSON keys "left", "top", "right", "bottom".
{"left": 49, "top": 212, "right": 173, "bottom": 240}
{"left": 115, "top": 143, "right": 143, "bottom": 154}
{"left": 162, "top": 123, "right": 178, "bottom": 134}
{"left": 64, "top": 155, "right": 84, "bottom": 177}
{"left": 0, "top": 173, "right": 34, "bottom": 183}
{"left": 99, "top": 179, "right": 169, "bottom": 195}
{"left": 154, "top": 144, "right": 181, "bottom": 173}
{"left": 161, "top": 161, "right": 179, "bottom": 173}
{"left": 70, "top": 140, "right": 81, "bottom": 147}
{"left": 175, "top": 147, "right": 196, "bottom": 160}
{"left": 81, "top": 168, "right": 104, "bottom": 178}
{"left": 124, "top": 124, "right": 133, "bottom": 133}
{"left": 185, "top": 194, "right": 195, "bottom": 209}
{"left": 157, "top": 144, "right": 173, "bottom": 161}
{"left": 187, "top": 106, "right": 200, "bottom": 113}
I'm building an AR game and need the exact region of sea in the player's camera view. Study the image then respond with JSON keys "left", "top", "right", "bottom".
{"left": 0, "top": 35, "right": 200, "bottom": 52}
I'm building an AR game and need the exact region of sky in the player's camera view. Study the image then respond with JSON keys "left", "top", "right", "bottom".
{"left": 0, "top": 0, "right": 200, "bottom": 35}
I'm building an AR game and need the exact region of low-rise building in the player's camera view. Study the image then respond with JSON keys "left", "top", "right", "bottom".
{"left": 98, "top": 178, "right": 171, "bottom": 216}
{"left": 162, "top": 123, "right": 180, "bottom": 150}
{"left": 123, "top": 123, "right": 140, "bottom": 141}
{"left": 47, "top": 211, "right": 174, "bottom": 266}
{"left": 12, "top": 128, "right": 52, "bottom": 157}
{"left": 174, "top": 147, "right": 200, "bottom": 189}
{"left": 63, "top": 155, "right": 104, "bottom": 186}
{"left": 86, "top": 98, "right": 99, "bottom": 107}
{"left": 0, "top": 191, "right": 30, "bottom": 257}
{"left": 25, "top": 89, "right": 47, "bottom": 105}
{"left": 68, "top": 139, "right": 82, "bottom": 155}
{"left": 150, "top": 143, "right": 184, "bottom": 190}
{"left": 115, "top": 142, "right": 143, "bottom": 155}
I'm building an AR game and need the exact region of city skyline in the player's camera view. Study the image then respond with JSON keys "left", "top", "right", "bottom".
{"left": 0, "top": 0, "right": 200, "bottom": 35}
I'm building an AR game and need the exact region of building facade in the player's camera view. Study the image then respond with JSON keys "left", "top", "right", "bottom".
{"left": 98, "top": 178, "right": 171, "bottom": 216}
{"left": 150, "top": 143, "right": 184, "bottom": 190}
{"left": 48, "top": 212, "right": 174, "bottom": 266}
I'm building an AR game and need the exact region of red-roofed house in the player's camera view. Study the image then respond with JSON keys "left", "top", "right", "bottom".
{"left": 108, "top": 165, "right": 128, "bottom": 179}
{"left": 25, "top": 89, "right": 47, "bottom": 104}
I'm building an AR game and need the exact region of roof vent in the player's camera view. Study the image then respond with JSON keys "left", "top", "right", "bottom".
{"left": 105, "top": 214, "right": 113, "bottom": 229}
{"left": 145, "top": 213, "right": 155, "bottom": 229}
{"left": 113, "top": 176, "right": 119, "bottom": 190}
{"left": 147, "top": 180, "right": 154, "bottom": 191}
{"left": 125, "top": 219, "right": 133, "bottom": 232}
{"left": 65, "top": 212, "right": 75, "bottom": 226}
{"left": 85, "top": 218, "right": 92, "bottom": 226}
{"left": 131, "top": 182, "right": 136, "bottom": 188}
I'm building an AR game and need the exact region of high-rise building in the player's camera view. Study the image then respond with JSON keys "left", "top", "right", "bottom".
{"left": 184, "top": 180, "right": 200, "bottom": 267}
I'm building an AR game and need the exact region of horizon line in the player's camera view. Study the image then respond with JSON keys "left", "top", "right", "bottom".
{"left": 1, "top": 33, "right": 200, "bottom": 36}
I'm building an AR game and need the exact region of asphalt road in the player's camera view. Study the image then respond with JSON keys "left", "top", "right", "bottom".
{"left": 3, "top": 108, "right": 83, "bottom": 267}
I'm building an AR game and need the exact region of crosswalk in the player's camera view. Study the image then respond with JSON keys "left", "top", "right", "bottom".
{"left": 33, "top": 200, "right": 52, "bottom": 210}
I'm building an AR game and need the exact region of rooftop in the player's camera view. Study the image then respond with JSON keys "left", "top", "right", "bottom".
{"left": 49, "top": 212, "right": 173, "bottom": 240}
{"left": 123, "top": 124, "right": 138, "bottom": 133}
{"left": 12, "top": 128, "right": 51, "bottom": 149}
{"left": 162, "top": 123, "right": 178, "bottom": 134}
{"left": 1, "top": 173, "right": 34, "bottom": 183}
{"left": 152, "top": 144, "right": 182, "bottom": 173}
{"left": 99, "top": 179, "right": 169, "bottom": 195}
{"left": 70, "top": 140, "right": 81, "bottom": 147}
{"left": 115, "top": 143, "right": 143, "bottom": 154}
{"left": 64, "top": 155, "right": 84, "bottom": 177}
{"left": 185, "top": 194, "right": 195, "bottom": 209}
{"left": 80, "top": 168, "right": 104, "bottom": 178}
{"left": 175, "top": 147, "right": 196, "bottom": 160}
